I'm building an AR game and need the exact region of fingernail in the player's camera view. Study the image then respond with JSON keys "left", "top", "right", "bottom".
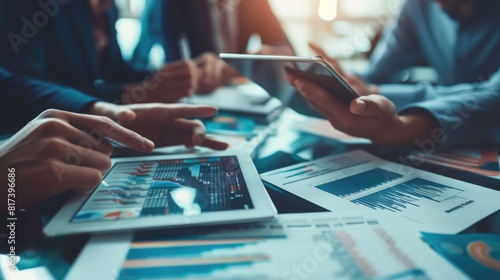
{"left": 143, "top": 138, "right": 155, "bottom": 150}
{"left": 117, "top": 112, "right": 129, "bottom": 123}
{"left": 117, "top": 110, "right": 135, "bottom": 124}
{"left": 296, "top": 82, "right": 308, "bottom": 95}
{"left": 355, "top": 99, "right": 366, "bottom": 113}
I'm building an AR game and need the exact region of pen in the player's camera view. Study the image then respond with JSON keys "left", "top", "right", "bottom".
{"left": 178, "top": 33, "right": 192, "bottom": 60}
{"left": 178, "top": 33, "right": 193, "bottom": 103}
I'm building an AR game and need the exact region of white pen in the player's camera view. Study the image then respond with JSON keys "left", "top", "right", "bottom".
{"left": 178, "top": 33, "right": 192, "bottom": 60}
{"left": 178, "top": 33, "right": 193, "bottom": 103}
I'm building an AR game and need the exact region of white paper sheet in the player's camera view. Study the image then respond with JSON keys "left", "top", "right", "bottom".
{"left": 260, "top": 150, "right": 500, "bottom": 234}
{"left": 67, "top": 212, "right": 467, "bottom": 280}
{"left": 282, "top": 110, "right": 372, "bottom": 144}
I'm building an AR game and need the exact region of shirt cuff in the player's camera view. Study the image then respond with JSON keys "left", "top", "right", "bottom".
{"left": 380, "top": 83, "right": 435, "bottom": 109}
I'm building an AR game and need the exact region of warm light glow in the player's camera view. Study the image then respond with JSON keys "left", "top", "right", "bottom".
{"left": 318, "top": 0, "right": 338, "bottom": 21}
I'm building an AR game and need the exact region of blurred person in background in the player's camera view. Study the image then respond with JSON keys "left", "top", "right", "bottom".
{"left": 0, "top": 0, "right": 201, "bottom": 104}
{"left": 310, "top": 0, "right": 500, "bottom": 109}
{"left": 133, "top": 0, "right": 294, "bottom": 93}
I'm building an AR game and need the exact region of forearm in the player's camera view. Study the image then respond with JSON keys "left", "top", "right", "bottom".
{"left": 401, "top": 101, "right": 500, "bottom": 149}
{"left": 0, "top": 74, "right": 100, "bottom": 133}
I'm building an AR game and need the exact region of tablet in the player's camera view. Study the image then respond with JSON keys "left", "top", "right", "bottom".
{"left": 44, "top": 152, "right": 277, "bottom": 236}
{"left": 220, "top": 53, "right": 360, "bottom": 104}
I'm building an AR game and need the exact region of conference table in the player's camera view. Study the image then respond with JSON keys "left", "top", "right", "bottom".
{"left": 3, "top": 108, "right": 499, "bottom": 279}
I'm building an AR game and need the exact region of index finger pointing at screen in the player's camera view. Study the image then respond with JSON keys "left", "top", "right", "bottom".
{"left": 62, "top": 112, "right": 155, "bottom": 153}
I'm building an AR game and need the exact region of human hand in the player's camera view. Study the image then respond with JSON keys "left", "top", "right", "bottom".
{"left": 122, "top": 60, "right": 201, "bottom": 104}
{"left": 309, "top": 42, "right": 379, "bottom": 96}
{"left": 285, "top": 74, "right": 437, "bottom": 146}
{"left": 195, "top": 52, "right": 239, "bottom": 93}
{"left": 0, "top": 109, "right": 154, "bottom": 208}
{"left": 89, "top": 102, "right": 229, "bottom": 150}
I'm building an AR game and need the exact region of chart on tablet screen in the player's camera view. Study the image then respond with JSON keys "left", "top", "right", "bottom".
{"left": 72, "top": 156, "right": 254, "bottom": 223}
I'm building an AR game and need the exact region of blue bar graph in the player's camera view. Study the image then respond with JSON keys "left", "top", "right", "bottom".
{"left": 315, "top": 168, "right": 465, "bottom": 213}
{"left": 351, "top": 178, "right": 463, "bottom": 212}
{"left": 316, "top": 168, "right": 403, "bottom": 198}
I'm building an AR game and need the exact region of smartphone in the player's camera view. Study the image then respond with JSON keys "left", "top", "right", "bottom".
{"left": 220, "top": 54, "right": 360, "bottom": 104}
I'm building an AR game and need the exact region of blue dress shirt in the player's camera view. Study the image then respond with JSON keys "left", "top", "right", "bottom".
{"left": 0, "top": 68, "right": 99, "bottom": 134}
{"left": 362, "top": 0, "right": 500, "bottom": 109}
{"left": 401, "top": 67, "right": 500, "bottom": 149}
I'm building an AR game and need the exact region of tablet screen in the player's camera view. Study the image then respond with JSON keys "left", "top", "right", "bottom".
{"left": 71, "top": 156, "right": 254, "bottom": 223}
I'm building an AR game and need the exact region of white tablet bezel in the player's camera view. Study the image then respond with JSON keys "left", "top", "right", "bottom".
{"left": 220, "top": 53, "right": 359, "bottom": 104}
{"left": 43, "top": 151, "right": 277, "bottom": 236}
{"left": 219, "top": 53, "right": 360, "bottom": 104}
{"left": 220, "top": 53, "right": 324, "bottom": 63}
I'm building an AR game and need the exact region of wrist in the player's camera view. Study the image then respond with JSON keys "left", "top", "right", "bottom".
{"left": 380, "top": 113, "right": 439, "bottom": 146}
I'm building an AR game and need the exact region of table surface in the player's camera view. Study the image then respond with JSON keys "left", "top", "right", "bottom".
{"left": 2, "top": 109, "right": 499, "bottom": 279}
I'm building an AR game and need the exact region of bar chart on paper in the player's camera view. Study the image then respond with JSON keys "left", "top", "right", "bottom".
{"left": 69, "top": 213, "right": 466, "bottom": 280}
{"left": 316, "top": 168, "right": 465, "bottom": 212}
{"left": 260, "top": 150, "right": 500, "bottom": 233}
{"left": 115, "top": 215, "right": 432, "bottom": 279}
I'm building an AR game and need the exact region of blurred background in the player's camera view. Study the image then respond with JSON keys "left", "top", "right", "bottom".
{"left": 114, "top": 0, "right": 404, "bottom": 73}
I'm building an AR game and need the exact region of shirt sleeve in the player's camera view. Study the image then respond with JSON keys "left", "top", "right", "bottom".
{"left": 380, "top": 81, "right": 491, "bottom": 109}
{"left": 0, "top": 68, "right": 100, "bottom": 133}
{"left": 399, "top": 69, "right": 500, "bottom": 149}
{"left": 360, "top": 0, "right": 425, "bottom": 84}
{"left": 238, "top": 0, "right": 294, "bottom": 53}
{"left": 84, "top": 83, "right": 127, "bottom": 103}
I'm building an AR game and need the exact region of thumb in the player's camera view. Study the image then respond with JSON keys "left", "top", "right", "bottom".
{"left": 350, "top": 95, "right": 395, "bottom": 119}
{"left": 114, "top": 107, "right": 137, "bottom": 125}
